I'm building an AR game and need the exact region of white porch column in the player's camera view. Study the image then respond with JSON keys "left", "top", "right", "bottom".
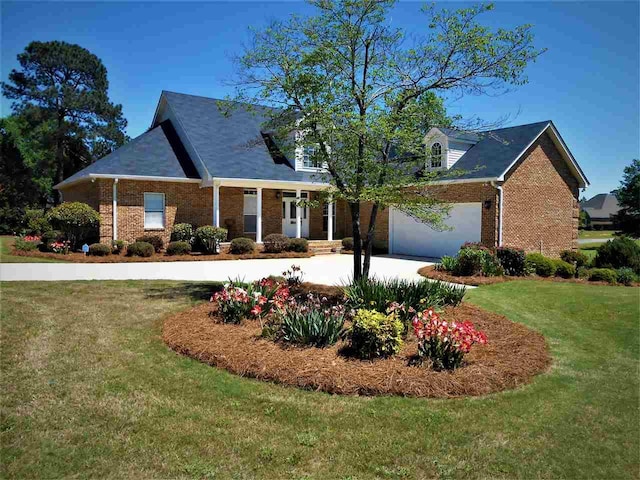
{"left": 256, "top": 187, "right": 263, "bottom": 243}
{"left": 295, "top": 188, "right": 302, "bottom": 238}
{"left": 213, "top": 182, "right": 220, "bottom": 227}
{"left": 112, "top": 179, "right": 118, "bottom": 241}
{"left": 327, "top": 197, "right": 333, "bottom": 241}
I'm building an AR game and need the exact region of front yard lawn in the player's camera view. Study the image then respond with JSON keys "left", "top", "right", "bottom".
{"left": 579, "top": 229, "right": 617, "bottom": 239}
{"left": 1, "top": 280, "right": 638, "bottom": 478}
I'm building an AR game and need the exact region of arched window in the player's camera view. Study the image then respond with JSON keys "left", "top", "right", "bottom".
{"left": 430, "top": 142, "right": 443, "bottom": 168}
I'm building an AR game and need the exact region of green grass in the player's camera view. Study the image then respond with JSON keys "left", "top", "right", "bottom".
{"left": 0, "top": 236, "right": 64, "bottom": 263}
{"left": 1, "top": 280, "right": 638, "bottom": 479}
{"left": 579, "top": 230, "right": 617, "bottom": 239}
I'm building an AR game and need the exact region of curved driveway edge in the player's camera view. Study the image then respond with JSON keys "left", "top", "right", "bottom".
{"left": 0, "top": 254, "right": 445, "bottom": 286}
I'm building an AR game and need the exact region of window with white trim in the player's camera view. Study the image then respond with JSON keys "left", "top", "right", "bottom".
{"left": 243, "top": 189, "right": 257, "bottom": 233}
{"left": 302, "top": 145, "right": 321, "bottom": 169}
{"left": 144, "top": 193, "right": 165, "bottom": 229}
{"left": 430, "top": 142, "right": 443, "bottom": 168}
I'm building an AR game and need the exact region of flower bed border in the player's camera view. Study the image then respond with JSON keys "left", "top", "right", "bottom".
{"left": 162, "top": 298, "right": 550, "bottom": 398}
{"left": 417, "top": 265, "right": 639, "bottom": 287}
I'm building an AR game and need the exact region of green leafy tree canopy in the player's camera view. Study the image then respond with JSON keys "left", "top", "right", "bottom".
{"left": 614, "top": 159, "right": 640, "bottom": 237}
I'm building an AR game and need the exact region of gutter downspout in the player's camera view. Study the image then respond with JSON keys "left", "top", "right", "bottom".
{"left": 491, "top": 181, "right": 503, "bottom": 247}
{"left": 113, "top": 179, "right": 118, "bottom": 241}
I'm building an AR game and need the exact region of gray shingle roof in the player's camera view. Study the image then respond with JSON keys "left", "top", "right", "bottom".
{"left": 162, "top": 91, "right": 318, "bottom": 182}
{"left": 580, "top": 193, "right": 620, "bottom": 219}
{"left": 59, "top": 120, "right": 200, "bottom": 185}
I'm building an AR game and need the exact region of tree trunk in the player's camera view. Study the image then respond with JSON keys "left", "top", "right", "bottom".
{"left": 349, "top": 201, "right": 362, "bottom": 280}
{"left": 54, "top": 112, "right": 65, "bottom": 205}
{"left": 362, "top": 203, "right": 379, "bottom": 279}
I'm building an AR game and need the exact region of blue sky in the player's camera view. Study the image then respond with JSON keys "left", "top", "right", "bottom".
{"left": 2, "top": 1, "right": 638, "bottom": 196}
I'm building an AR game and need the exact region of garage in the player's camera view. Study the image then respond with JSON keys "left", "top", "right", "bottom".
{"left": 389, "top": 203, "right": 482, "bottom": 258}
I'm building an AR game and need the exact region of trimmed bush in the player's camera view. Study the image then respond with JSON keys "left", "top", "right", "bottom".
{"left": 230, "top": 237, "right": 256, "bottom": 254}
{"left": 171, "top": 223, "right": 194, "bottom": 243}
{"left": 14, "top": 237, "right": 39, "bottom": 251}
{"left": 111, "top": 240, "right": 126, "bottom": 255}
{"left": 595, "top": 236, "right": 640, "bottom": 273}
{"left": 496, "top": 246, "right": 526, "bottom": 276}
{"left": 127, "top": 241, "right": 154, "bottom": 257}
{"left": 525, "top": 253, "right": 557, "bottom": 277}
{"left": 554, "top": 259, "right": 576, "bottom": 279}
{"left": 288, "top": 238, "right": 309, "bottom": 253}
{"left": 454, "top": 247, "right": 501, "bottom": 276}
{"left": 577, "top": 266, "right": 591, "bottom": 279}
{"left": 46, "top": 202, "right": 100, "bottom": 249}
{"left": 263, "top": 233, "right": 290, "bottom": 253}
{"left": 136, "top": 235, "right": 164, "bottom": 253}
{"left": 347, "top": 309, "right": 404, "bottom": 359}
{"left": 40, "top": 230, "right": 65, "bottom": 252}
{"left": 560, "top": 250, "right": 590, "bottom": 268}
{"left": 341, "top": 237, "right": 354, "bottom": 251}
{"left": 88, "top": 243, "right": 111, "bottom": 256}
{"left": 24, "top": 208, "right": 50, "bottom": 235}
{"left": 166, "top": 241, "right": 192, "bottom": 256}
{"left": 616, "top": 267, "right": 637, "bottom": 286}
{"left": 588, "top": 268, "right": 617, "bottom": 284}
{"left": 194, "top": 226, "right": 228, "bottom": 254}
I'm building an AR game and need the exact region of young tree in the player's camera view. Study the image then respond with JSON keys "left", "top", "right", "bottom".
{"left": 231, "top": 0, "right": 543, "bottom": 279}
{"left": 2, "top": 40, "right": 128, "bottom": 204}
{"left": 614, "top": 159, "right": 640, "bottom": 237}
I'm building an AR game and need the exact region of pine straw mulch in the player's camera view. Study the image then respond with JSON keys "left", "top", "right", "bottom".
{"left": 162, "top": 301, "right": 551, "bottom": 398}
{"left": 10, "top": 249, "right": 313, "bottom": 263}
{"left": 417, "top": 265, "right": 638, "bottom": 287}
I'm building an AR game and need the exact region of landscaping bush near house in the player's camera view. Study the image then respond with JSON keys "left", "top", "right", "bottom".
{"left": 46, "top": 202, "right": 100, "bottom": 249}
{"left": 525, "top": 253, "right": 557, "bottom": 277}
{"left": 40, "top": 230, "right": 65, "bottom": 251}
{"left": 136, "top": 235, "right": 164, "bottom": 253}
{"left": 576, "top": 266, "right": 591, "bottom": 279}
{"left": 111, "top": 240, "right": 126, "bottom": 254}
{"left": 14, "top": 236, "right": 40, "bottom": 251}
{"left": 595, "top": 236, "right": 640, "bottom": 273}
{"left": 413, "top": 308, "right": 487, "bottom": 371}
{"left": 288, "top": 238, "right": 309, "bottom": 253}
{"left": 23, "top": 208, "right": 50, "bottom": 235}
{"left": 616, "top": 267, "right": 637, "bottom": 286}
{"left": 436, "top": 255, "right": 458, "bottom": 272}
{"left": 455, "top": 247, "right": 503, "bottom": 277}
{"left": 126, "top": 241, "right": 154, "bottom": 258}
{"left": 263, "top": 233, "right": 290, "bottom": 253}
{"left": 341, "top": 237, "right": 354, "bottom": 251}
{"left": 166, "top": 241, "right": 192, "bottom": 256}
{"left": 171, "top": 223, "right": 194, "bottom": 244}
{"left": 588, "top": 268, "right": 617, "bottom": 284}
{"left": 346, "top": 309, "right": 403, "bottom": 359}
{"left": 560, "top": 250, "right": 590, "bottom": 268}
{"left": 88, "top": 243, "right": 111, "bottom": 256}
{"left": 554, "top": 259, "right": 576, "bottom": 279}
{"left": 496, "top": 246, "right": 526, "bottom": 276}
{"left": 278, "top": 295, "right": 346, "bottom": 347}
{"left": 229, "top": 237, "right": 256, "bottom": 254}
{"left": 195, "top": 226, "right": 228, "bottom": 254}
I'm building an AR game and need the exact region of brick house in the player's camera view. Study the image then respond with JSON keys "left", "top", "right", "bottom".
{"left": 55, "top": 91, "right": 589, "bottom": 257}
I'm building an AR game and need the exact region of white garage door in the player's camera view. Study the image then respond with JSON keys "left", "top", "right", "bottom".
{"left": 390, "top": 203, "right": 482, "bottom": 258}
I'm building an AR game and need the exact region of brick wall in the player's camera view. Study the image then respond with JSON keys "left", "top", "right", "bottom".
{"left": 502, "top": 131, "right": 579, "bottom": 256}
{"left": 335, "top": 201, "right": 389, "bottom": 247}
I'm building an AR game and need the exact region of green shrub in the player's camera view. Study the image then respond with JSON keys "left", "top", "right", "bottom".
{"left": 40, "top": 230, "right": 65, "bottom": 251}
{"left": 194, "top": 226, "right": 228, "bottom": 254}
{"left": 525, "top": 253, "right": 557, "bottom": 277}
{"left": 437, "top": 255, "right": 458, "bottom": 272}
{"left": 288, "top": 238, "right": 308, "bottom": 253}
{"left": 171, "top": 223, "right": 194, "bottom": 243}
{"left": 14, "top": 237, "right": 39, "bottom": 251}
{"left": 616, "top": 267, "right": 637, "bottom": 286}
{"left": 126, "top": 241, "right": 154, "bottom": 257}
{"left": 230, "top": 237, "right": 256, "bottom": 254}
{"left": 341, "top": 237, "right": 354, "bottom": 251}
{"left": 136, "top": 235, "right": 164, "bottom": 253}
{"left": 554, "top": 259, "right": 576, "bottom": 279}
{"left": 111, "top": 240, "right": 126, "bottom": 254}
{"left": 88, "top": 243, "right": 111, "bottom": 256}
{"left": 454, "top": 247, "right": 501, "bottom": 276}
{"left": 588, "top": 268, "right": 617, "bottom": 284}
{"left": 560, "top": 250, "right": 589, "bottom": 268}
{"left": 595, "top": 237, "right": 640, "bottom": 273}
{"left": 24, "top": 208, "right": 50, "bottom": 235}
{"left": 346, "top": 309, "right": 404, "bottom": 359}
{"left": 263, "top": 233, "right": 290, "bottom": 253}
{"left": 279, "top": 302, "right": 346, "bottom": 347}
{"left": 166, "top": 241, "right": 191, "bottom": 256}
{"left": 577, "top": 266, "right": 591, "bottom": 279}
{"left": 46, "top": 202, "right": 100, "bottom": 249}
{"left": 496, "top": 247, "right": 526, "bottom": 276}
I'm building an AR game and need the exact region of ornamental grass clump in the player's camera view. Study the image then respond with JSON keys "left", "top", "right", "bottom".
{"left": 346, "top": 309, "right": 403, "bottom": 359}
{"left": 278, "top": 294, "right": 347, "bottom": 347}
{"left": 412, "top": 308, "right": 487, "bottom": 370}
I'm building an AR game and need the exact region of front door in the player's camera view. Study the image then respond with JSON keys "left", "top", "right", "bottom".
{"left": 282, "top": 191, "right": 309, "bottom": 237}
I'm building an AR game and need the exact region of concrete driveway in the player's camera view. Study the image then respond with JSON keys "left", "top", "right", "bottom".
{"left": 0, "top": 254, "right": 435, "bottom": 285}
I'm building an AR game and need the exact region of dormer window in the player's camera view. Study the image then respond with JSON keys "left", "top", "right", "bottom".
{"left": 303, "top": 145, "right": 321, "bottom": 169}
{"left": 430, "top": 142, "right": 443, "bottom": 168}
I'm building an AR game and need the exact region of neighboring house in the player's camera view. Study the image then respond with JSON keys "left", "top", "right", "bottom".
{"left": 580, "top": 193, "right": 620, "bottom": 229}
{"left": 55, "top": 91, "right": 589, "bottom": 257}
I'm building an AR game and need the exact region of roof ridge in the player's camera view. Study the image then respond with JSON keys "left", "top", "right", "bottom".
{"left": 162, "top": 90, "right": 280, "bottom": 111}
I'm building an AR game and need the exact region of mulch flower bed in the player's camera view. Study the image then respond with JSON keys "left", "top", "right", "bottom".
{"left": 10, "top": 249, "right": 313, "bottom": 263}
{"left": 417, "top": 265, "right": 637, "bottom": 287}
{"left": 162, "top": 297, "right": 550, "bottom": 398}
